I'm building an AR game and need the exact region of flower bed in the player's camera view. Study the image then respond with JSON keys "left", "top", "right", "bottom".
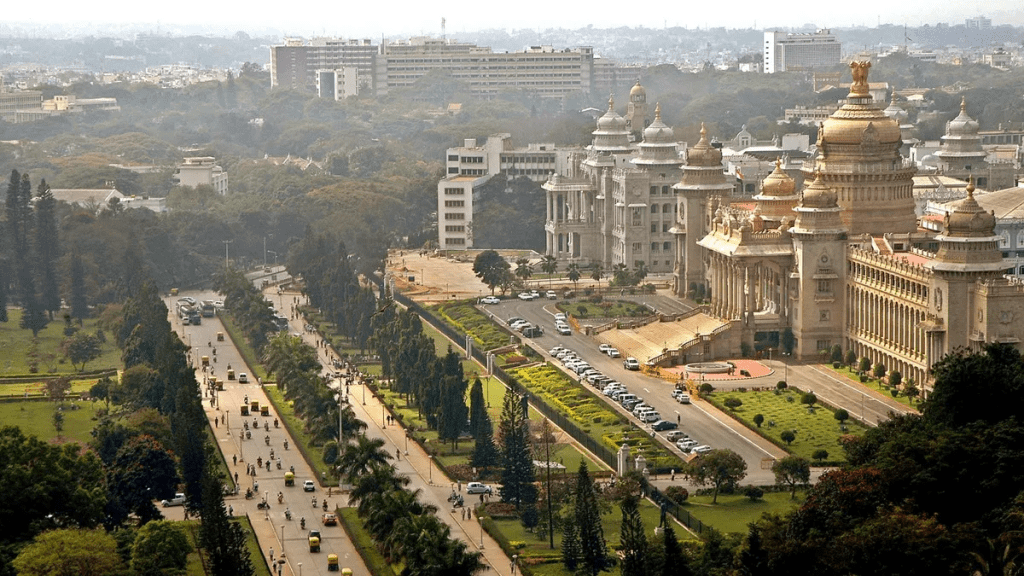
{"left": 429, "top": 300, "right": 509, "bottom": 350}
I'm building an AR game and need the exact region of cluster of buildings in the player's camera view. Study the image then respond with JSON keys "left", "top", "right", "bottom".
{"left": 0, "top": 84, "right": 119, "bottom": 124}
{"left": 439, "top": 63, "right": 1024, "bottom": 385}
{"left": 272, "top": 36, "right": 635, "bottom": 100}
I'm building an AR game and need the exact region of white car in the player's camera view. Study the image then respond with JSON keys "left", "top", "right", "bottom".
{"left": 666, "top": 430, "right": 689, "bottom": 442}
{"left": 692, "top": 445, "right": 712, "bottom": 455}
{"left": 554, "top": 313, "right": 567, "bottom": 322}
{"left": 676, "top": 393, "right": 691, "bottom": 404}
{"left": 556, "top": 325, "right": 571, "bottom": 335}
{"left": 517, "top": 292, "right": 533, "bottom": 301}
{"left": 546, "top": 290, "right": 557, "bottom": 299}
{"left": 623, "top": 357, "right": 640, "bottom": 370}
{"left": 598, "top": 344, "right": 613, "bottom": 354}
{"left": 238, "top": 372, "right": 249, "bottom": 383}
{"left": 481, "top": 296, "right": 500, "bottom": 304}
{"left": 549, "top": 346, "right": 565, "bottom": 355}
{"left": 303, "top": 480, "right": 316, "bottom": 492}
{"left": 507, "top": 317, "right": 525, "bottom": 326}
{"left": 606, "top": 347, "right": 621, "bottom": 358}
{"left": 466, "top": 482, "right": 493, "bottom": 495}
{"left": 677, "top": 439, "right": 699, "bottom": 451}
{"left": 162, "top": 493, "right": 187, "bottom": 507}
{"left": 642, "top": 411, "right": 662, "bottom": 423}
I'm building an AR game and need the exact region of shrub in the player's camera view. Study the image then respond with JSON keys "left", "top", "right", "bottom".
{"left": 739, "top": 369, "right": 750, "bottom": 377}
{"left": 753, "top": 414, "right": 764, "bottom": 428}
{"left": 743, "top": 486, "right": 764, "bottom": 501}
{"left": 889, "top": 370, "right": 902, "bottom": 388}
{"left": 859, "top": 374, "right": 868, "bottom": 382}
{"left": 724, "top": 397, "right": 743, "bottom": 410}
{"left": 664, "top": 486, "right": 689, "bottom": 503}
{"left": 832, "top": 361, "right": 840, "bottom": 368}
{"left": 786, "top": 395, "right": 794, "bottom": 403}
{"left": 699, "top": 383, "right": 714, "bottom": 395}
{"left": 776, "top": 380, "right": 788, "bottom": 390}
{"left": 800, "top": 392, "right": 817, "bottom": 406}
{"left": 858, "top": 357, "right": 871, "bottom": 373}
{"left": 891, "top": 388, "right": 899, "bottom": 398}
{"left": 780, "top": 430, "right": 796, "bottom": 445}
{"left": 830, "top": 344, "right": 843, "bottom": 364}
{"left": 845, "top": 349, "right": 857, "bottom": 367}
{"left": 834, "top": 409, "right": 849, "bottom": 425}
{"left": 812, "top": 449, "right": 829, "bottom": 462}
{"left": 873, "top": 363, "right": 886, "bottom": 379}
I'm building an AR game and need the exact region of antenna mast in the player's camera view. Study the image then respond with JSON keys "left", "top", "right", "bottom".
{"left": 442, "top": 17, "right": 446, "bottom": 43}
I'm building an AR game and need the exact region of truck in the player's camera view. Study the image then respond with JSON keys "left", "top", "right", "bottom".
{"left": 200, "top": 300, "right": 216, "bottom": 318}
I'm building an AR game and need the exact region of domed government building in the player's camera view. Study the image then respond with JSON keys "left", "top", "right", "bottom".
{"left": 543, "top": 62, "right": 1024, "bottom": 386}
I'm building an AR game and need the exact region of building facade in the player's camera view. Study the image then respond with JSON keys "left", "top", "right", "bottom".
{"left": 172, "top": 157, "right": 229, "bottom": 195}
{"left": 764, "top": 30, "right": 842, "bottom": 73}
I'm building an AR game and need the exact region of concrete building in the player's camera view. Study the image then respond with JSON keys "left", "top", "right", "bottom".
{"left": 270, "top": 38, "right": 376, "bottom": 92}
{"left": 316, "top": 69, "right": 360, "bottom": 100}
{"left": 0, "top": 89, "right": 42, "bottom": 122}
{"left": 763, "top": 30, "right": 842, "bottom": 73}
{"left": 172, "top": 157, "right": 229, "bottom": 195}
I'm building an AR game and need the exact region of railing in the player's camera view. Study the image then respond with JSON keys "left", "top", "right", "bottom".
{"left": 648, "top": 487, "right": 721, "bottom": 538}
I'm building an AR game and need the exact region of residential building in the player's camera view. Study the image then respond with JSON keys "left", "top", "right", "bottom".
{"left": 0, "top": 88, "right": 42, "bottom": 122}
{"left": 172, "top": 157, "right": 229, "bottom": 195}
{"left": 763, "top": 30, "right": 842, "bottom": 73}
{"left": 270, "top": 38, "right": 377, "bottom": 92}
{"left": 965, "top": 16, "right": 992, "bottom": 29}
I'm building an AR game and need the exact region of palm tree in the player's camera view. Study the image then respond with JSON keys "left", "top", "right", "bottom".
{"left": 590, "top": 264, "right": 604, "bottom": 289}
{"left": 567, "top": 263, "right": 581, "bottom": 293}
{"left": 348, "top": 466, "right": 410, "bottom": 514}
{"left": 633, "top": 260, "right": 649, "bottom": 286}
{"left": 612, "top": 263, "right": 630, "bottom": 286}
{"left": 540, "top": 255, "right": 558, "bottom": 288}
{"left": 515, "top": 258, "right": 533, "bottom": 287}
{"left": 337, "top": 435, "right": 393, "bottom": 485}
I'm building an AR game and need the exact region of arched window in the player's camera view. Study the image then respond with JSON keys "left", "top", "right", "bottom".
{"left": 663, "top": 241, "right": 671, "bottom": 251}
{"left": 651, "top": 204, "right": 658, "bottom": 213}
{"left": 1000, "top": 231, "right": 1010, "bottom": 248}
{"left": 663, "top": 203, "right": 671, "bottom": 214}
{"left": 1016, "top": 230, "right": 1024, "bottom": 248}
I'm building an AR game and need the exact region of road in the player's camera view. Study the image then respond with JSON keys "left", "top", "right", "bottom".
{"left": 166, "top": 290, "right": 365, "bottom": 576}
{"left": 482, "top": 298, "right": 788, "bottom": 484}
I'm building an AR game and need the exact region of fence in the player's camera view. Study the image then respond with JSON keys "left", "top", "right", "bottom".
{"left": 648, "top": 487, "right": 720, "bottom": 538}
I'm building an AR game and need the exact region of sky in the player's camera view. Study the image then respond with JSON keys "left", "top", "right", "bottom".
{"left": 3, "top": 0, "right": 1022, "bottom": 37}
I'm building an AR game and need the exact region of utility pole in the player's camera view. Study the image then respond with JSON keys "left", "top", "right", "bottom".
{"left": 223, "top": 240, "right": 233, "bottom": 269}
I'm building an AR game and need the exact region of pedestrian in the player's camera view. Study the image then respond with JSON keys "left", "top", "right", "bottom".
{"left": 183, "top": 509, "right": 189, "bottom": 520}
{"left": 396, "top": 448, "right": 401, "bottom": 461}
{"left": 511, "top": 554, "right": 518, "bottom": 575}
{"left": 671, "top": 469, "right": 676, "bottom": 481}
{"left": 457, "top": 481, "right": 462, "bottom": 493}
{"left": 468, "top": 507, "right": 473, "bottom": 520}
{"left": 461, "top": 508, "right": 466, "bottom": 520}
{"left": 215, "top": 418, "right": 218, "bottom": 428}
{"left": 677, "top": 414, "right": 681, "bottom": 424}
{"left": 228, "top": 505, "right": 233, "bottom": 516}
{"left": 233, "top": 455, "right": 237, "bottom": 466}
{"left": 269, "top": 547, "right": 274, "bottom": 563}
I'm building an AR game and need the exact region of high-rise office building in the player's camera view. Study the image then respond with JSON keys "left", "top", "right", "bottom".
{"left": 763, "top": 30, "right": 842, "bottom": 73}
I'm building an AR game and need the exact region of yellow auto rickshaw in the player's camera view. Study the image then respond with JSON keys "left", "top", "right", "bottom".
{"left": 170, "top": 288, "right": 179, "bottom": 296}
{"left": 327, "top": 554, "right": 339, "bottom": 571}
{"left": 240, "top": 404, "right": 249, "bottom": 416}
{"left": 308, "top": 534, "right": 320, "bottom": 553}
{"left": 210, "top": 376, "right": 222, "bottom": 391}
{"left": 284, "top": 472, "right": 294, "bottom": 486}
{"left": 260, "top": 404, "right": 270, "bottom": 417}
{"left": 201, "top": 356, "right": 210, "bottom": 367}
{"left": 341, "top": 568, "right": 352, "bottom": 576}
{"left": 250, "top": 400, "right": 260, "bottom": 412}
{"left": 216, "top": 331, "right": 224, "bottom": 342}
{"left": 227, "top": 368, "right": 235, "bottom": 380}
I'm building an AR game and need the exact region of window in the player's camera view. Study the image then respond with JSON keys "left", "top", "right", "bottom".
{"left": 663, "top": 203, "right": 671, "bottom": 214}
{"left": 817, "top": 280, "right": 832, "bottom": 293}
{"left": 631, "top": 208, "right": 643, "bottom": 226}
{"left": 662, "top": 223, "right": 670, "bottom": 233}
{"left": 651, "top": 242, "right": 659, "bottom": 251}
{"left": 651, "top": 204, "right": 659, "bottom": 213}
{"left": 1000, "top": 231, "right": 1010, "bottom": 248}
{"left": 448, "top": 154, "right": 459, "bottom": 161}
{"left": 445, "top": 225, "right": 465, "bottom": 232}
{"left": 663, "top": 241, "right": 671, "bottom": 251}
{"left": 632, "top": 242, "right": 643, "bottom": 253}
{"left": 448, "top": 167, "right": 458, "bottom": 174}
{"left": 816, "top": 339, "right": 831, "bottom": 350}
{"left": 662, "top": 185, "right": 670, "bottom": 195}
{"left": 650, "top": 186, "right": 658, "bottom": 195}
{"left": 445, "top": 237, "right": 465, "bottom": 245}
{"left": 444, "top": 187, "right": 464, "bottom": 195}
{"left": 445, "top": 212, "right": 465, "bottom": 220}
{"left": 444, "top": 200, "right": 465, "bottom": 207}
{"left": 651, "top": 224, "right": 658, "bottom": 233}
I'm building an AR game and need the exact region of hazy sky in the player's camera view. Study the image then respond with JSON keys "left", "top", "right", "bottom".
{"left": 5, "top": 0, "right": 1021, "bottom": 37}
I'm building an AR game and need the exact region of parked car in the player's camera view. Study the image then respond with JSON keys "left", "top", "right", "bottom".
{"left": 162, "top": 493, "right": 187, "bottom": 507}
{"left": 549, "top": 346, "right": 565, "bottom": 355}
{"left": 623, "top": 357, "right": 641, "bottom": 370}
{"left": 554, "top": 313, "right": 567, "bottom": 322}
{"left": 692, "top": 445, "right": 713, "bottom": 455}
{"left": 642, "top": 411, "right": 662, "bottom": 423}
{"left": 598, "top": 344, "right": 613, "bottom": 354}
{"left": 651, "top": 420, "right": 678, "bottom": 431}
{"left": 507, "top": 317, "right": 525, "bottom": 326}
{"left": 481, "top": 296, "right": 500, "bottom": 304}
{"left": 677, "top": 440, "right": 699, "bottom": 451}
{"left": 606, "top": 347, "right": 621, "bottom": 358}
{"left": 556, "top": 325, "right": 571, "bottom": 335}
{"left": 518, "top": 292, "right": 535, "bottom": 301}
{"left": 546, "top": 290, "right": 557, "bottom": 299}
{"left": 666, "top": 430, "right": 689, "bottom": 442}
{"left": 466, "top": 482, "right": 493, "bottom": 495}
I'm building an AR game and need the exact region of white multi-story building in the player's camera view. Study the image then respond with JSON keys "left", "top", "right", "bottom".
{"left": 763, "top": 30, "right": 842, "bottom": 73}
{"left": 173, "top": 157, "right": 229, "bottom": 196}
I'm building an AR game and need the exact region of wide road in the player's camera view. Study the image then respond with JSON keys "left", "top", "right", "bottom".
{"left": 480, "top": 298, "right": 788, "bottom": 484}
{"left": 166, "top": 290, "right": 366, "bottom": 576}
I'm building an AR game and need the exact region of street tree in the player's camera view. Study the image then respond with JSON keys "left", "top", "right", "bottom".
{"left": 472, "top": 250, "right": 510, "bottom": 294}
{"left": 540, "top": 254, "right": 558, "bottom": 287}
{"left": 13, "top": 528, "right": 125, "bottom": 576}
{"left": 780, "top": 430, "right": 796, "bottom": 445}
{"left": 772, "top": 455, "right": 811, "bottom": 499}
{"left": 63, "top": 332, "right": 102, "bottom": 371}
{"left": 498, "top": 388, "right": 537, "bottom": 512}
{"left": 834, "top": 409, "right": 850, "bottom": 426}
{"left": 437, "top": 371, "right": 469, "bottom": 452}
{"left": 590, "top": 263, "right": 605, "bottom": 289}
{"left": 34, "top": 179, "right": 61, "bottom": 318}
{"left": 634, "top": 260, "right": 649, "bottom": 285}
{"left": 129, "top": 520, "right": 191, "bottom": 576}
{"left": 338, "top": 435, "right": 393, "bottom": 485}
{"left": 619, "top": 495, "right": 648, "bottom": 576}
{"left": 682, "top": 449, "right": 747, "bottom": 504}
{"left": 515, "top": 257, "right": 533, "bottom": 285}
{"left": 106, "top": 435, "right": 180, "bottom": 525}
{"left": 572, "top": 461, "right": 610, "bottom": 576}
{"left": 199, "top": 468, "right": 255, "bottom": 576}
{"left": 567, "top": 263, "right": 581, "bottom": 292}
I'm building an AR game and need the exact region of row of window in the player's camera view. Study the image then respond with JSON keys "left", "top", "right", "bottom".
{"left": 445, "top": 237, "right": 466, "bottom": 245}
{"left": 651, "top": 223, "right": 672, "bottom": 233}
{"left": 444, "top": 200, "right": 465, "bottom": 207}
{"left": 650, "top": 203, "right": 676, "bottom": 214}
{"left": 649, "top": 185, "right": 673, "bottom": 195}
{"left": 444, "top": 212, "right": 465, "bottom": 220}
{"left": 445, "top": 225, "right": 465, "bottom": 232}
{"left": 501, "top": 155, "right": 555, "bottom": 164}
{"left": 444, "top": 188, "right": 464, "bottom": 195}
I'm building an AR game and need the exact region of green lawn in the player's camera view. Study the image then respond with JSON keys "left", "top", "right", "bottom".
{"left": 822, "top": 364, "right": 920, "bottom": 410}
{"left": 508, "top": 364, "right": 683, "bottom": 470}
{"left": 429, "top": 300, "right": 510, "bottom": 351}
{"left": 683, "top": 491, "right": 805, "bottom": 535}
{"left": 0, "top": 377, "right": 102, "bottom": 399}
{"left": 0, "top": 309, "right": 121, "bottom": 375}
{"left": 706, "top": 389, "right": 867, "bottom": 462}
{"left": 0, "top": 399, "right": 106, "bottom": 443}
{"left": 557, "top": 300, "right": 653, "bottom": 319}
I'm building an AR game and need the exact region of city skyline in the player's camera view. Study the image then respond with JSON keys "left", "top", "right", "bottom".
{"left": 2, "top": 0, "right": 1020, "bottom": 38}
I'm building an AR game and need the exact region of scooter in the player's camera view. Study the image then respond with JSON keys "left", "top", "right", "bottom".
{"left": 311, "top": 497, "right": 317, "bottom": 509}
{"left": 257, "top": 457, "right": 263, "bottom": 468}
{"left": 276, "top": 459, "right": 282, "bottom": 470}
{"left": 264, "top": 422, "right": 269, "bottom": 432}
{"left": 245, "top": 488, "right": 254, "bottom": 500}
{"left": 284, "top": 440, "right": 289, "bottom": 450}
{"left": 277, "top": 492, "right": 284, "bottom": 504}
{"left": 300, "top": 517, "right": 306, "bottom": 530}
{"left": 285, "top": 508, "right": 292, "bottom": 521}
{"left": 256, "top": 500, "right": 271, "bottom": 510}
{"left": 245, "top": 430, "right": 251, "bottom": 440}
{"left": 322, "top": 500, "right": 328, "bottom": 512}
{"left": 244, "top": 422, "right": 249, "bottom": 431}
{"left": 265, "top": 435, "right": 270, "bottom": 446}
{"left": 274, "top": 418, "right": 279, "bottom": 428}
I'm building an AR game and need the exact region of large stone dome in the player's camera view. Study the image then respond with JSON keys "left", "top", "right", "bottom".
{"left": 686, "top": 123, "right": 722, "bottom": 167}
{"left": 596, "top": 96, "right": 627, "bottom": 132}
{"left": 945, "top": 177, "right": 995, "bottom": 237}
{"left": 946, "top": 97, "right": 980, "bottom": 136}
{"left": 630, "top": 80, "right": 646, "bottom": 98}
{"left": 642, "top": 103, "right": 674, "bottom": 144}
{"left": 760, "top": 158, "right": 796, "bottom": 197}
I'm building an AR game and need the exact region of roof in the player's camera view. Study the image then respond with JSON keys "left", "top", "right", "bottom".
{"left": 49, "top": 188, "right": 122, "bottom": 206}
{"left": 971, "top": 186, "right": 1024, "bottom": 220}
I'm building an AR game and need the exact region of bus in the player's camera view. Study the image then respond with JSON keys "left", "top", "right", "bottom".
{"left": 200, "top": 301, "right": 216, "bottom": 317}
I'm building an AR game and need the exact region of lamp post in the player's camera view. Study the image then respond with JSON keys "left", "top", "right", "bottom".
{"left": 268, "top": 251, "right": 278, "bottom": 266}
{"left": 263, "top": 236, "right": 268, "bottom": 268}
{"left": 280, "top": 524, "right": 284, "bottom": 541}
{"left": 428, "top": 455, "right": 434, "bottom": 484}
{"left": 404, "top": 431, "right": 409, "bottom": 456}
{"left": 223, "top": 240, "right": 233, "bottom": 269}
{"left": 382, "top": 405, "right": 386, "bottom": 428}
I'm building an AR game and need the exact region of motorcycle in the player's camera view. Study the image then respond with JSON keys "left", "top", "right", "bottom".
{"left": 245, "top": 430, "right": 251, "bottom": 440}
{"left": 300, "top": 517, "right": 305, "bottom": 530}
{"left": 289, "top": 465, "right": 295, "bottom": 474}
{"left": 274, "top": 419, "right": 279, "bottom": 428}
{"left": 322, "top": 500, "right": 328, "bottom": 512}
{"left": 245, "top": 488, "right": 254, "bottom": 500}
{"left": 284, "top": 440, "right": 289, "bottom": 450}
{"left": 256, "top": 500, "right": 271, "bottom": 510}
{"left": 311, "top": 497, "right": 317, "bottom": 509}
{"left": 264, "top": 422, "right": 269, "bottom": 432}
{"left": 244, "top": 422, "right": 249, "bottom": 431}
{"left": 257, "top": 457, "right": 263, "bottom": 468}
{"left": 265, "top": 435, "right": 270, "bottom": 446}
{"left": 277, "top": 492, "right": 284, "bottom": 504}
{"left": 270, "top": 449, "right": 275, "bottom": 460}
{"left": 276, "top": 459, "right": 282, "bottom": 470}
{"left": 285, "top": 508, "right": 292, "bottom": 520}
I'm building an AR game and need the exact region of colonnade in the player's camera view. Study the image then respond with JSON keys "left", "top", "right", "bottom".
{"left": 708, "top": 253, "right": 786, "bottom": 322}
{"left": 845, "top": 283, "right": 928, "bottom": 386}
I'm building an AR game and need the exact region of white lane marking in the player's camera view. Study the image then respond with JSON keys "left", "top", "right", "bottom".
{"left": 805, "top": 365, "right": 914, "bottom": 419}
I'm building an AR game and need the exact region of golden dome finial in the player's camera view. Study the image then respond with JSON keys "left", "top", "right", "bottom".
{"left": 849, "top": 61, "right": 871, "bottom": 97}
{"left": 960, "top": 96, "right": 967, "bottom": 114}
{"left": 967, "top": 174, "right": 975, "bottom": 197}
{"left": 654, "top": 102, "right": 661, "bottom": 121}
{"left": 700, "top": 122, "right": 707, "bottom": 139}
{"left": 774, "top": 157, "right": 782, "bottom": 171}
{"left": 608, "top": 94, "right": 615, "bottom": 111}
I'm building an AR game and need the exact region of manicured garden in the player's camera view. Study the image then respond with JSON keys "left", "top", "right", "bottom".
{"left": 0, "top": 377, "right": 103, "bottom": 399}
{"left": 683, "top": 490, "right": 806, "bottom": 535}
{"left": 508, "top": 364, "right": 683, "bottom": 470}
{"left": 556, "top": 299, "right": 653, "bottom": 319}
{"left": 0, "top": 308, "right": 122, "bottom": 375}
{"left": 822, "top": 363, "right": 919, "bottom": 410}
{"left": 705, "top": 388, "right": 867, "bottom": 463}
{"left": 0, "top": 398, "right": 107, "bottom": 442}
{"left": 429, "top": 300, "right": 511, "bottom": 351}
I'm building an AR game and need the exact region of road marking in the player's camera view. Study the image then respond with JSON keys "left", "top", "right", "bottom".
{"left": 643, "top": 387, "right": 649, "bottom": 393}
{"left": 805, "top": 365, "right": 914, "bottom": 421}
{"left": 689, "top": 401, "right": 778, "bottom": 459}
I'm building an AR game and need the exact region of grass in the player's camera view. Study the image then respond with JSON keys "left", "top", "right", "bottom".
{"left": 0, "top": 309, "right": 122, "bottom": 376}
{"left": 822, "top": 364, "right": 919, "bottom": 410}
{"left": 557, "top": 300, "right": 653, "bottom": 319}
{"left": 0, "top": 398, "right": 107, "bottom": 443}
{"left": 429, "top": 300, "right": 511, "bottom": 351}
{"left": 508, "top": 364, "right": 683, "bottom": 470}
{"left": 0, "top": 377, "right": 103, "bottom": 398}
{"left": 234, "top": 516, "right": 275, "bottom": 576}
{"left": 262, "top": 385, "right": 337, "bottom": 487}
{"left": 683, "top": 491, "right": 805, "bottom": 535}
{"left": 338, "top": 507, "right": 400, "bottom": 576}
{"left": 706, "top": 389, "right": 868, "bottom": 462}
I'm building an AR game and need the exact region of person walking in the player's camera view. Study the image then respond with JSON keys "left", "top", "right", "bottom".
{"left": 269, "top": 548, "right": 274, "bottom": 563}
{"left": 511, "top": 554, "right": 518, "bottom": 575}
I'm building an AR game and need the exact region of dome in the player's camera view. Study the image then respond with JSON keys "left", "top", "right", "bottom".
{"left": 883, "top": 91, "right": 909, "bottom": 124}
{"left": 946, "top": 97, "right": 979, "bottom": 136}
{"left": 759, "top": 158, "right": 796, "bottom": 197}
{"left": 686, "top": 123, "right": 722, "bottom": 167}
{"left": 945, "top": 177, "right": 995, "bottom": 237}
{"left": 800, "top": 170, "right": 837, "bottom": 209}
{"left": 596, "top": 95, "right": 627, "bottom": 132}
{"left": 642, "top": 103, "right": 674, "bottom": 143}
{"left": 630, "top": 80, "right": 646, "bottom": 98}
{"left": 820, "top": 61, "right": 902, "bottom": 147}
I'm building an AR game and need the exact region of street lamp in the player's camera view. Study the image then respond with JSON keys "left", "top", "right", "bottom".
{"left": 280, "top": 524, "right": 284, "bottom": 541}
{"left": 382, "top": 405, "right": 386, "bottom": 428}
{"left": 428, "top": 455, "right": 434, "bottom": 484}
{"left": 404, "top": 431, "right": 409, "bottom": 456}
{"left": 223, "top": 240, "right": 233, "bottom": 269}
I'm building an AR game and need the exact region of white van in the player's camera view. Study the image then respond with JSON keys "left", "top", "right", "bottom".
{"left": 618, "top": 393, "right": 638, "bottom": 406}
